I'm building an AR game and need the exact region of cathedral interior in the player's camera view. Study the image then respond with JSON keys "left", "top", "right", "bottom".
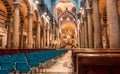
{"left": 0, "top": 0, "right": 120, "bottom": 74}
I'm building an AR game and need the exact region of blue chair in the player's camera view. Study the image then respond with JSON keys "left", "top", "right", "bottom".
{"left": 1, "top": 61, "right": 16, "bottom": 72}
{"left": 0, "top": 57, "right": 3, "bottom": 66}
{"left": 16, "top": 62, "right": 35, "bottom": 74}
{"left": 27, "top": 58, "right": 40, "bottom": 73}
{"left": 27, "top": 58, "right": 40, "bottom": 67}
{"left": 16, "top": 58, "right": 27, "bottom": 63}
{"left": 17, "top": 53, "right": 26, "bottom": 59}
{"left": 3, "top": 58, "right": 14, "bottom": 65}
{"left": 10, "top": 54, "right": 18, "bottom": 61}
{"left": 1, "top": 55, "right": 9, "bottom": 59}
{"left": 26, "top": 53, "right": 34, "bottom": 58}
{"left": 0, "top": 69, "right": 9, "bottom": 74}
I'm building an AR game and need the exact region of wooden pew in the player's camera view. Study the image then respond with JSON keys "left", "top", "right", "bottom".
{"left": 72, "top": 49, "right": 120, "bottom": 74}
{"left": 77, "top": 53, "right": 120, "bottom": 74}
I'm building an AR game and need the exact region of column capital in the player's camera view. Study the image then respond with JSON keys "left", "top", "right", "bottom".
{"left": 102, "top": 23, "right": 108, "bottom": 28}
{"left": 83, "top": 16, "right": 87, "bottom": 21}
{"left": 38, "top": 21, "right": 41, "bottom": 23}
{"left": 28, "top": 12, "right": 33, "bottom": 16}
{"left": 13, "top": 1, "right": 21, "bottom": 8}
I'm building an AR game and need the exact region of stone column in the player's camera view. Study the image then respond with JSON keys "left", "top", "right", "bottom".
{"left": 86, "top": 0, "right": 94, "bottom": 48}
{"left": 83, "top": 14, "right": 88, "bottom": 48}
{"left": 52, "top": 28, "right": 55, "bottom": 49}
{"left": 36, "top": 21, "right": 40, "bottom": 49}
{"left": 43, "top": 26, "right": 46, "bottom": 48}
{"left": 20, "top": 23, "right": 24, "bottom": 49}
{"left": 77, "top": 20, "right": 80, "bottom": 48}
{"left": 13, "top": 1, "right": 20, "bottom": 49}
{"left": 107, "top": 0, "right": 120, "bottom": 48}
{"left": 81, "top": 24, "right": 85, "bottom": 48}
{"left": 57, "top": 28, "right": 60, "bottom": 48}
{"left": 102, "top": 25, "right": 109, "bottom": 48}
{"left": 77, "top": 30, "right": 80, "bottom": 48}
{"left": 41, "top": 37, "right": 43, "bottom": 48}
{"left": 41, "top": 28, "right": 44, "bottom": 48}
{"left": 49, "top": 28, "right": 51, "bottom": 48}
{"left": 39, "top": 23, "right": 41, "bottom": 48}
{"left": 56, "top": 28, "right": 58, "bottom": 48}
{"left": 80, "top": 26, "right": 82, "bottom": 48}
{"left": 7, "top": 20, "right": 12, "bottom": 49}
{"left": 77, "top": 29, "right": 80, "bottom": 48}
{"left": 47, "top": 26, "right": 50, "bottom": 48}
{"left": 79, "top": 29, "right": 81, "bottom": 48}
{"left": 93, "top": 0, "right": 103, "bottom": 48}
{"left": 52, "top": 25, "right": 55, "bottom": 49}
{"left": 28, "top": 12, "right": 33, "bottom": 49}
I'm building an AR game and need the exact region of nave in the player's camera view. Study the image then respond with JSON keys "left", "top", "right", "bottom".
{"left": 0, "top": 0, "right": 120, "bottom": 74}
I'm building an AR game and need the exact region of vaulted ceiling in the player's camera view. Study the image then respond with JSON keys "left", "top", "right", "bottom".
{"left": 42, "top": 0, "right": 81, "bottom": 14}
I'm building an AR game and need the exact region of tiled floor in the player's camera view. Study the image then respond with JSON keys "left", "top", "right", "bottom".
{"left": 45, "top": 51, "right": 73, "bottom": 74}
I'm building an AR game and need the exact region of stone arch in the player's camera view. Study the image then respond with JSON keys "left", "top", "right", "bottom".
{"left": 58, "top": 10, "right": 77, "bottom": 29}
{"left": 19, "top": 10, "right": 24, "bottom": 24}
{"left": 21, "top": 0, "right": 32, "bottom": 29}
{"left": 25, "top": 0, "right": 31, "bottom": 11}
{"left": 32, "top": 10, "right": 40, "bottom": 36}
{"left": 34, "top": 10, "right": 39, "bottom": 21}
{"left": 1, "top": 0, "right": 12, "bottom": 19}
{"left": 58, "top": 10, "right": 76, "bottom": 19}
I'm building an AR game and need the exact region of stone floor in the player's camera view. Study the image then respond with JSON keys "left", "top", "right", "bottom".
{"left": 45, "top": 50, "right": 73, "bottom": 74}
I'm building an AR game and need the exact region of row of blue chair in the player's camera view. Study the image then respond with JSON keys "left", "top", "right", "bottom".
{"left": 0, "top": 50, "right": 68, "bottom": 74}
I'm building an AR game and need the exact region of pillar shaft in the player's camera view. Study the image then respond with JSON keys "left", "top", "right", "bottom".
{"left": 86, "top": 0, "right": 94, "bottom": 48}
{"left": 13, "top": 2, "right": 20, "bottom": 49}
{"left": 107, "top": 0, "right": 120, "bottom": 48}
{"left": 49, "top": 32, "right": 51, "bottom": 48}
{"left": 7, "top": 20, "right": 12, "bottom": 49}
{"left": 43, "top": 27, "right": 46, "bottom": 48}
{"left": 103, "top": 26, "right": 109, "bottom": 48}
{"left": 81, "top": 24, "right": 85, "bottom": 48}
{"left": 83, "top": 15, "right": 88, "bottom": 48}
{"left": 57, "top": 29, "right": 60, "bottom": 48}
{"left": 77, "top": 29, "right": 80, "bottom": 48}
{"left": 86, "top": 9, "right": 94, "bottom": 48}
{"left": 28, "top": 13, "right": 33, "bottom": 49}
{"left": 79, "top": 30, "right": 81, "bottom": 48}
{"left": 36, "top": 21, "right": 40, "bottom": 48}
{"left": 20, "top": 25, "right": 24, "bottom": 49}
{"left": 77, "top": 20, "right": 80, "bottom": 48}
{"left": 41, "top": 30, "right": 44, "bottom": 48}
{"left": 93, "top": 0, "right": 103, "bottom": 48}
{"left": 47, "top": 27, "right": 50, "bottom": 48}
